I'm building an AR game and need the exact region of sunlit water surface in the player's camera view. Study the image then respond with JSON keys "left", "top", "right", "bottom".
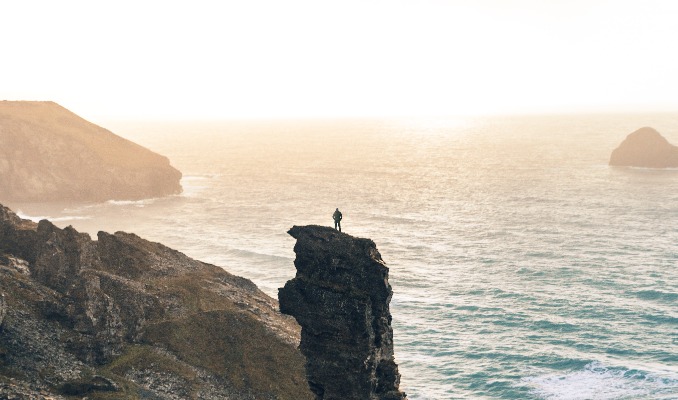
{"left": 14, "top": 114, "right": 678, "bottom": 399}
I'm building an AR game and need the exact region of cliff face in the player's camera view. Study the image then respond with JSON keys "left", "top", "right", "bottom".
{"left": 609, "top": 127, "right": 678, "bottom": 168}
{"left": 279, "top": 225, "right": 406, "bottom": 400}
{"left": 0, "top": 101, "right": 182, "bottom": 202}
{"left": 0, "top": 203, "right": 312, "bottom": 399}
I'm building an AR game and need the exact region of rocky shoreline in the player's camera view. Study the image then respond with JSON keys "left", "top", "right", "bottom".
{"left": 0, "top": 205, "right": 407, "bottom": 399}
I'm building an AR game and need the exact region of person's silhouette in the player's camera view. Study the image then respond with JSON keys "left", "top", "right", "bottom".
{"left": 332, "top": 208, "right": 343, "bottom": 232}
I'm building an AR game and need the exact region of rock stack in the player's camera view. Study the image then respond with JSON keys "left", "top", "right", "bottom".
{"left": 279, "top": 225, "right": 406, "bottom": 400}
{"left": 609, "top": 127, "right": 678, "bottom": 168}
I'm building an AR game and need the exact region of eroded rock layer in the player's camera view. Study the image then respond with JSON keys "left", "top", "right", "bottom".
{"left": 279, "top": 225, "right": 406, "bottom": 400}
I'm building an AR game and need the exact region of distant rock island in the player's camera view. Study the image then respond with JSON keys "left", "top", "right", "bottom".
{"left": 609, "top": 127, "right": 678, "bottom": 168}
{"left": 0, "top": 101, "right": 182, "bottom": 203}
{"left": 280, "top": 225, "right": 407, "bottom": 400}
{"left": 0, "top": 203, "right": 312, "bottom": 399}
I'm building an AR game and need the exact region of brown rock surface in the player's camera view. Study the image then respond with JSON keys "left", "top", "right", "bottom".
{"left": 0, "top": 101, "right": 182, "bottom": 202}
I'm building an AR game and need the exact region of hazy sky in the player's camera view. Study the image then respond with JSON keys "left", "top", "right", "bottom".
{"left": 2, "top": 0, "right": 678, "bottom": 120}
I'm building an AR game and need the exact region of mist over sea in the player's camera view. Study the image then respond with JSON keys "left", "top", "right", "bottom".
{"left": 15, "top": 114, "right": 678, "bottom": 399}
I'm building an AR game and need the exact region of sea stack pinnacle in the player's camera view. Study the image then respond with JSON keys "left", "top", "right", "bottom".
{"left": 279, "top": 225, "right": 406, "bottom": 400}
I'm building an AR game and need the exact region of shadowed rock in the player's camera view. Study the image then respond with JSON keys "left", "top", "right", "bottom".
{"left": 0, "top": 101, "right": 182, "bottom": 202}
{"left": 279, "top": 225, "right": 406, "bottom": 400}
{"left": 609, "top": 127, "right": 678, "bottom": 168}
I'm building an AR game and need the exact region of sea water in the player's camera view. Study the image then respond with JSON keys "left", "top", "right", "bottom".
{"left": 13, "top": 114, "right": 678, "bottom": 399}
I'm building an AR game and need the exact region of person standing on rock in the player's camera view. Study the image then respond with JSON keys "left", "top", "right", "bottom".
{"left": 332, "top": 208, "right": 343, "bottom": 232}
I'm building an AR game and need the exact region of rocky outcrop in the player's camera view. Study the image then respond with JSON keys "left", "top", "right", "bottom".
{"left": 0, "top": 203, "right": 312, "bottom": 399}
{"left": 609, "top": 127, "right": 678, "bottom": 168}
{"left": 279, "top": 225, "right": 406, "bottom": 400}
{"left": 0, "top": 101, "right": 182, "bottom": 202}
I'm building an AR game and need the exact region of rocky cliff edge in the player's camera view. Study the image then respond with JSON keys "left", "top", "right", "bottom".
{"left": 0, "top": 203, "right": 312, "bottom": 399}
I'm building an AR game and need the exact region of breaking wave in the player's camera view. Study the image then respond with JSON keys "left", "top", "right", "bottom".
{"left": 521, "top": 362, "right": 678, "bottom": 400}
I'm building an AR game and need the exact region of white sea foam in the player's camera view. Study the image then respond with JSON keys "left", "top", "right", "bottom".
{"left": 521, "top": 362, "right": 678, "bottom": 400}
{"left": 180, "top": 175, "right": 212, "bottom": 197}
{"left": 47, "top": 216, "right": 93, "bottom": 222}
{"left": 16, "top": 210, "right": 49, "bottom": 222}
{"left": 16, "top": 211, "right": 92, "bottom": 223}
{"left": 105, "top": 198, "right": 157, "bottom": 207}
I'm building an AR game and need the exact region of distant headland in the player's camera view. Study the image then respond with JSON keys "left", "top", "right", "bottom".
{"left": 609, "top": 127, "right": 678, "bottom": 168}
{"left": 0, "top": 101, "right": 182, "bottom": 203}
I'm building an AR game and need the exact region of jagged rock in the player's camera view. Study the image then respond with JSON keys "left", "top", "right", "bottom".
{"left": 0, "top": 100, "right": 182, "bottom": 202}
{"left": 609, "top": 127, "right": 678, "bottom": 168}
{"left": 279, "top": 225, "right": 406, "bottom": 400}
{"left": 0, "top": 203, "right": 313, "bottom": 399}
{"left": 1, "top": 379, "right": 68, "bottom": 400}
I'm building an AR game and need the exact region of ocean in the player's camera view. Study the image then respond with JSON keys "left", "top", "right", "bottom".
{"left": 13, "top": 114, "right": 678, "bottom": 399}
